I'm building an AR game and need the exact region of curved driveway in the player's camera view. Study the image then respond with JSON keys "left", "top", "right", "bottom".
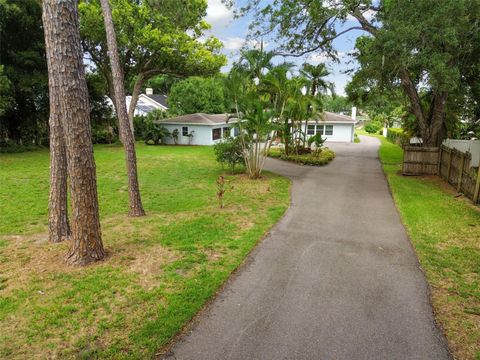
{"left": 163, "top": 136, "right": 451, "bottom": 360}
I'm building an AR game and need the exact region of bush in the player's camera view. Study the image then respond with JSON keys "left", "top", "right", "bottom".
{"left": 365, "top": 121, "right": 382, "bottom": 134}
{"left": 386, "top": 128, "right": 409, "bottom": 146}
{"left": 213, "top": 137, "right": 244, "bottom": 172}
{"left": 268, "top": 147, "right": 335, "bottom": 166}
{"left": 0, "top": 139, "right": 42, "bottom": 153}
{"left": 92, "top": 128, "right": 116, "bottom": 144}
{"left": 134, "top": 113, "right": 170, "bottom": 145}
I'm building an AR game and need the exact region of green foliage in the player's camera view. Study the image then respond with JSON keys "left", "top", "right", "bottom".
{"left": 0, "top": 65, "right": 12, "bottom": 118}
{"left": 134, "top": 110, "right": 171, "bottom": 144}
{"left": 213, "top": 137, "right": 244, "bottom": 173}
{"left": 79, "top": 0, "right": 226, "bottom": 100}
{"left": 268, "top": 147, "right": 335, "bottom": 166}
{"left": 0, "top": 0, "right": 48, "bottom": 145}
{"left": 307, "top": 133, "right": 326, "bottom": 149}
{"left": 386, "top": 128, "right": 409, "bottom": 146}
{"left": 322, "top": 95, "right": 351, "bottom": 114}
{"left": 364, "top": 121, "right": 382, "bottom": 134}
{"left": 169, "top": 76, "right": 227, "bottom": 115}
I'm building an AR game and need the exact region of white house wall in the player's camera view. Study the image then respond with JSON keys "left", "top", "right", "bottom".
{"left": 324, "top": 123, "right": 354, "bottom": 142}
{"left": 305, "top": 122, "right": 354, "bottom": 142}
{"left": 159, "top": 124, "right": 233, "bottom": 146}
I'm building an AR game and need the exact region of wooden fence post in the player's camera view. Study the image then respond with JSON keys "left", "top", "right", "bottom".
{"left": 438, "top": 147, "right": 443, "bottom": 177}
{"left": 447, "top": 149, "right": 453, "bottom": 183}
{"left": 457, "top": 153, "right": 465, "bottom": 192}
{"left": 473, "top": 166, "right": 480, "bottom": 204}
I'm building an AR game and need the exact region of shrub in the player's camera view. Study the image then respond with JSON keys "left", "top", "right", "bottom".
{"left": 213, "top": 137, "right": 244, "bottom": 173}
{"left": 386, "top": 128, "right": 409, "bottom": 146}
{"left": 134, "top": 114, "right": 170, "bottom": 145}
{"left": 365, "top": 121, "right": 382, "bottom": 134}
{"left": 268, "top": 147, "right": 335, "bottom": 166}
{"left": 92, "top": 128, "right": 116, "bottom": 144}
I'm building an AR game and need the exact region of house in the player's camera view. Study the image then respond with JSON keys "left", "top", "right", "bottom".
{"left": 107, "top": 88, "right": 168, "bottom": 117}
{"left": 127, "top": 88, "right": 168, "bottom": 116}
{"left": 155, "top": 113, "right": 238, "bottom": 146}
{"left": 305, "top": 111, "right": 357, "bottom": 142}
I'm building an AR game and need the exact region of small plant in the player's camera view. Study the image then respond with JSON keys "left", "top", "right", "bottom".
{"left": 216, "top": 175, "right": 233, "bottom": 208}
{"left": 172, "top": 129, "right": 179, "bottom": 145}
{"left": 213, "top": 137, "right": 244, "bottom": 173}
{"left": 187, "top": 130, "right": 195, "bottom": 145}
{"left": 307, "top": 133, "right": 326, "bottom": 151}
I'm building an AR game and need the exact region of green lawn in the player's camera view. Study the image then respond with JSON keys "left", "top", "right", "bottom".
{"left": 360, "top": 131, "right": 480, "bottom": 360}
{"left": 0, "top": 144, "right": 290, "bottom": 359}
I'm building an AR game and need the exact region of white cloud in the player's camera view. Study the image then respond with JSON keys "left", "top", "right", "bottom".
{"left": 222, "top": 37, "right": 245, "bottom": 50}
{"left": 206, "top": 0, "right": 234, "bottom": 28}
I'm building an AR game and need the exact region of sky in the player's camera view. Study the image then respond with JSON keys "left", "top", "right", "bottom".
{"left": 204, "top": 0, "right": 367, "bottom": 96}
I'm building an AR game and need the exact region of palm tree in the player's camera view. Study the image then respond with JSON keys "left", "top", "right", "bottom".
{"left": 301, "top": 63, "right": 334, "bottom": 96}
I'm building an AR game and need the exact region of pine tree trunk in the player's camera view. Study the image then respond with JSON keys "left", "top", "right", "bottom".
{"left": 100, "top": 0, "right": 145, "bottom": 217}
{"left": 47, "top": 81, "right": 70, "bottom": 242}
{"left": 43, "top": 0, "right": 104, "bottom": 265}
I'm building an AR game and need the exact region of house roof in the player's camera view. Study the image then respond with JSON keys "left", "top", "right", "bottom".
{"left": 143, "top": 94, "right": 168, "bottom": 109}
{"left": 310, "top": 111, "right": 357, "bottom": 124}
{"left": 156, "top": 113, "right": 237, "bottom": 126}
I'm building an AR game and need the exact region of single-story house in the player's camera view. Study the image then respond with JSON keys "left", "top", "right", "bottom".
{"left": 155, "top": 113, "right": 238, "bottom": 146}
{"left": 305, "top": 111, "right": 357, "bottom": 142}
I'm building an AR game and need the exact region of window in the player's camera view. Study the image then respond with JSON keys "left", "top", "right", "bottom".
{"left": 325, "top": 125, "right": 333, "bottom": 136}
{"left": 316, "top": 125, "right": 324, "bottom": 135}
{"left": 223, "top": 127, "right": 230, "bottom": 138}
{"left": 212, "top": 128, "right": 221, "bottom": 141}
{"left": 182, "top": 126, "right": 189, "bottom": 136}
{"left": 233, "top": 127, "right": 240, "bottom": 137}
{"left": 307, "top": 125, "right": 315, "bottom": 135}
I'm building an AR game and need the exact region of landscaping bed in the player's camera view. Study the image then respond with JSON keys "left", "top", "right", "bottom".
{"left": 268, "top": 147, "right": 335, "bottom": 166}
{"left": 363, "top": 132, "right": 480, "bottom": 360}
{"left": 0, "top": 144, "right": 290, "bottom": 359}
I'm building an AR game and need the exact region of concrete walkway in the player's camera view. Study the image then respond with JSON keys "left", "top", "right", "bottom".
{"left": 163, "top": 136, "right": 451, "bottom": 360}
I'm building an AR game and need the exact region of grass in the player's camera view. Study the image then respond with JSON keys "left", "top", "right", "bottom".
{"left": 268, "top": 147, "right": 336, "bottom": 166}
{"left": 0, "top": 144, "right": 290, "bottom": 359}
{"left": 359, "top": 130, "right": 480, "bottom": 360}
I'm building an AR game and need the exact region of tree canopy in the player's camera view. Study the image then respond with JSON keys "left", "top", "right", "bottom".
{"left": 168, "top": 76, "right": 228, "bottom": 115}
{"left": 238, "top": 0, "right": 480, "bottom": 145}
{"left": 0, "top": 0, "right": 48, "bottom": 145}
{"left": 79, "top": 0, "right": 227, "bottom": 121}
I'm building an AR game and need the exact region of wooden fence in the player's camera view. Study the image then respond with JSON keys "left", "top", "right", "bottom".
{"left": 402, "top": 146, "right": 440, "bottom": 175}
{"left": 438, "top": 145, "right": 480, "bottom": 204}
{"left": 402, "top": 145, "right": 480, "bottom": 205}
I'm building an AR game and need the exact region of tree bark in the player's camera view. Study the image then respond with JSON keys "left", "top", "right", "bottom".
{"left": 46, "top": 76, "right": 70, "bottom": 243}
{"left": 128, "top": 73, "right": 146, "bottom": 127}
{"left": 43, "top": 0, "right": 104, "bottom": 265}
{"left": 42, "top": 12, "right": 71, "bottom": 243}
{"left": 99, "top": 0, "right": 145, "bottom": 217}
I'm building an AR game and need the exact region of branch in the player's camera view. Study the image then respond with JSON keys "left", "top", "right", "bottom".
{"left": 278, "top": 26, "right": 365, "bottom": 57}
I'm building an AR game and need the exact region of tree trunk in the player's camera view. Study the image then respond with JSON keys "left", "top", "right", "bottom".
{"left": 100, "top": 0, "right": 145, "bottom": 217}
{"left": 42, "top": 14, "right": 70, "bottom": 243}
{"left": 128, "top": 73, "right": 146, "bottom": 128}
{"left": 43, "top": 0, "right": 104, "bottom": 265}
{"left": 46, "top": 75, "right": 70, "bottom": 243}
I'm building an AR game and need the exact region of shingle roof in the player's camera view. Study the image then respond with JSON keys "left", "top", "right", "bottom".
{"left": 144, "top": 94, "right": 168, "bottom": 109}
{"left": 319, "top": 112, "right": 357, "bottom": 123}
{"left": 156, "top": 113, "right": 236, "bottom": 125}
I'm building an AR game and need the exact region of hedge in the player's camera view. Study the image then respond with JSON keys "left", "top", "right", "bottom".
{"left": 268, "top": 148, "right": 335, "bottom": 166}
{"left": 386, "top": 128, "right": 409, "bottom": 146}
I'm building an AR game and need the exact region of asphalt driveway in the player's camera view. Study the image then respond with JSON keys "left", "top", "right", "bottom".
{"left": 163, "top": 136, "right": 451, "bottom": 360}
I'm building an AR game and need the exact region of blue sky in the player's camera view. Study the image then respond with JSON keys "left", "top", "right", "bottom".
{"left": 205, "top": 0, "right": 368, "bottom": 96}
